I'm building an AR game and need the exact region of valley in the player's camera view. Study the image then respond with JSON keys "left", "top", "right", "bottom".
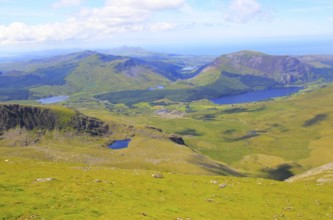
{"left": 1, "top": 48, "right": 333, "bottom": 219}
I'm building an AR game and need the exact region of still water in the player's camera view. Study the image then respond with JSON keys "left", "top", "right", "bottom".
{"left": 210, "top": 87, "right": 302, "bottom": 105}
{"left": 108, "top": 139, "right": 131, "bottom": 150}
{"left": 38, "top": 96, "right": 69, "bottom": 104}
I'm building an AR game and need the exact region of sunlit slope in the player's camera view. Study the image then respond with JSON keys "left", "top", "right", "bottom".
{"left": 96, "top": 83, "right": 333, "bottom": 179}
{"left": 0, "top": 51, "right": 182, "bottom": 100}
{"left": 287, "top": 161, "right": 333, "bottom": 184}
{"left": 1, "top": 157, "right": 332, "bottom": 219}
{"left": 30, "top": 53, "right": 172, "bottom": 97}
{"left": 0, "top": 103, "right": 241, "bottom": 176}
{"left": 190, "top": 50, "right": 310, "bottom": 86}
{"left": 96, "top": 50, "right": 315, "bottom": 105}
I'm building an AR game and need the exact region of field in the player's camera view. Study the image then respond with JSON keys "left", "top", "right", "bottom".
{"left": 1, "top": 157, "right": 333, "bottom": 220}
{"left": 1, "top": 82, "right": 333, "bottom": 219}
{"left": 81, "top": 83, "right": 333, "bottom": 179}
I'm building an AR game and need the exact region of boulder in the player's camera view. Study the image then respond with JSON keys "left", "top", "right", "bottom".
{"left": 152, "top": 173, "right": 163, "bottom": 178}
{"left": 169, "top": 135, "right": 186, "bottom": 146}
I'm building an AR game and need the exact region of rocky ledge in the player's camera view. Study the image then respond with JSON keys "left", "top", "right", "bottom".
{"left": 0, "top": 104, "right": 109, "bottom": 136}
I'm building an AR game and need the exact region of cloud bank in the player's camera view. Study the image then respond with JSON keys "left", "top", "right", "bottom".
{"left": 53, "top": 0, "right": 83, "bottom": 8}
{"left": 0, "top": 0, "right": 185, "bottom": 45}
{"left": 225, "top": 0, "right": 269, "bottom": 23}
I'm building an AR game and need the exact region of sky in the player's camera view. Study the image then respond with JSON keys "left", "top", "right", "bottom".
{"left": 0, "top": 0, "right": 333, "bottom": 55}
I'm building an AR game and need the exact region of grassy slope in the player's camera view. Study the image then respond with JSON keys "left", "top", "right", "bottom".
{"left": 155, "top": 84, "right": 333, "bottom": 177}
{"left": 0, "top": 103, "right": 239, "bottom": 176}
{"left": 287, "top": 161, "right": 333, "bottom": 184}
{"left": 30, "top": 55, "right": 171, "bottom": 98}
{"left": 82, "top": 83, "right": 333, "bottom": 179}
{"left": 1, "top": 85, "right": 333, "bottom": 218}
{"left": 1, "top": 157, "right": 333, "bottom": 220}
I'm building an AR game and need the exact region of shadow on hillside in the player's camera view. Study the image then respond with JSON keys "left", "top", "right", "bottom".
{"left": 176, "top": 128, "right": 203, "bottom": 136}
{"left": 303, "top": 113, "right": 328, "bottom": 127}
{"left": 221, "top": 106, "right": 266, "bottom": 114}
{"left": 262, "top": 164, "right": 295, "bottom": 181}
{"left": 224, "top": 131, "right": 260, "bottom": 142}
{"left": 199, "top": 162, "right": 244, "bottom": 176}
{"left": 193, "top": 114, "right": 217, "bottom": 121}
{"left": 190, "top": 155, "right": 244, "bottom": 176}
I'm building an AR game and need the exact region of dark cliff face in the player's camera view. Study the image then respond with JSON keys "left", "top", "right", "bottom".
{"left": 114, "top": 58, "right": 181, "bottom": 81}
{"left": 68, "top": 112, "right": 109, "bottom": 136}
{"left": 0, "top": 104, "right": 58, "bottom": 132}
{"left": 213, "top": 51, "right": 310, "bottom": 84}
{"left": 0, "top": 104, "right": 109, "bottom": 136}
{"left": 169, "top": 135, "right": 186, "bottom": 146}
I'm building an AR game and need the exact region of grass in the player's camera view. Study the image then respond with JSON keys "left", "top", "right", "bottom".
{"left": 81, "top": 82, "right": 333, "bottom": 179}
{"left": 0, "top": 124, "right": 240, "bottom": 176}
{"left": 1, "top": 157, "right": 333, "bottom": 220}
{"left": 1, "top": 81, "right": 333, "bottom": 219}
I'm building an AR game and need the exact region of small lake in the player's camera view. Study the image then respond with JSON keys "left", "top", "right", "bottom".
{"left": 108, "top": 139, "right": 131, "bottom": 150}
{"left": 148, "top": 85, "right": 165, "bottom": 90}
{"left": 38, "top": 96, "right": 69, "bottom": 104}
{"left": 210, "top": 87, "right": 303, "bottom": 105}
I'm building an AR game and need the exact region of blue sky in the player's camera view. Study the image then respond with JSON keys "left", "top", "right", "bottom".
{"left": 0, "top": 0, "right": 332, "bottom": 55}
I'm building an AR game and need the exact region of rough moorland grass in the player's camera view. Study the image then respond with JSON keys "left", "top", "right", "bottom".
{"left": 1, "top": 157, "right": 333, "bottom": 220}
{"left": 81, "top": 83, "right": 333, "bottom": 178}
{"left": 0, "top": 126, "right": 240, "bottom": 176}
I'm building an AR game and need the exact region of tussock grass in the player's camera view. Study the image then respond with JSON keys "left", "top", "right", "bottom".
{"left": 1, "top": 157, "right": 333, "bottom": 219}
{"left": 83, "top": 83, "right": 333, "bottom": 178}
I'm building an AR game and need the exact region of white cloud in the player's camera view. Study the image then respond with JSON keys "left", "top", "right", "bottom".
{"left": 225, "top": 0, "right": 269, "bottom": 23}
{"left": 0, "top": 0, "right": 184, "bottom": 45}
{"left": 149, "top": 22, "right": 179, "bottom": 32}
{"left": 105, "top": 0, "right": 185, "bottom": 10}
{"left": 53, "top": 0, "right": 82, "bottom": 8}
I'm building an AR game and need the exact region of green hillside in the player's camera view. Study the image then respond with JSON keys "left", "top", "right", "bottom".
{"left": 32, "top": 55, "right": 171, "bottom": 96}
{"left": 1, "top": 157, "right": 332, "bottom": 219}
{"left": 0, "top": 51, "right": 185, "bottom": 101}
{"left": 1, "top": 99, "right": 333, "bottom": 218}
{"left": 2, "top": 50, "right": 333, "bottom": 105}
{"left": 96, "top": 50, "right": 329, "bottom": 105}
{"left": 1, "top": 66, "right": 333, "bottom": 219}
{"left": 192, "top": 50, "right": 311, "bottom": 85}
{"left": 87, "top": 83, "right": 333, "bottom": 179}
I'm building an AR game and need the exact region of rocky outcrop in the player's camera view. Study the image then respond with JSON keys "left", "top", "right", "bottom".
{"left": 68, "top": 112, "right": 109, "bottom": 136}
{"left": 169, "top": 135, "right": 186, "bottom": 146}
{"left": 0, "top": 104, "right": 58, "bottom": 132}
{"left": 0, "top": 104, "right": 109, "bottom": 136}
{"left": 114, "top": 58, "right": 143, "bottom": 72}
{"left": 212, "top": 50, "right": 310, "bottom": 84}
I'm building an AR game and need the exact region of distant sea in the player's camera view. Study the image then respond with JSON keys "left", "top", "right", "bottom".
{"left": 153, "top": 38, "right": 333, "bottom": 56}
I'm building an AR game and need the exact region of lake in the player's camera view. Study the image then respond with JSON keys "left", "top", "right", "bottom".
{"left": 210, "top": 87, "right": 303, "bottom": 105}
{"left": 108, "top": 139, "right": 131, "bottom": 150}
{"left": 148, "top": 85, "right": 165, "bottom": 90}
{"left": 38, "top": 96, "right": 69, "bottom": 104}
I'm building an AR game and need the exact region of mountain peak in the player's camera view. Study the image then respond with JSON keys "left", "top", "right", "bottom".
{"left": 105, "top": 46, "right": 159, "bottom": 57}
{"left": 225, "top": 50, "right": 267, "bottom": 58}
{"left": 72, "top": 50, "right": 98, "bottom": 57}
{"left": 202, "top": 50, "right": 309, "bottom": 85}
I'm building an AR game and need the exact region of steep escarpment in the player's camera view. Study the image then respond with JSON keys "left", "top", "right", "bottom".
{"left": 0, "top": 104, "right": 109, "bottom": 136}
{"left": 217, "top": 50, "right": 310, "bottom": 84}
{"left": 68, "top": 112, "right": 109, "bottom": 136}
{"left": 193, "top": 50, "right": 311, "bottom": 86}
{"left": 0, "top": 105, "right": 58, "bottom": 132}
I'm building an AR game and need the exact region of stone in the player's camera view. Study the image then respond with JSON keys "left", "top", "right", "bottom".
{"left": 219, "top": 183, "right": 227, "bottom": 188}
{"left": 169, "top": 135, "right": 186, "bottom": 146}
{"left": 210, "top": 180, "right": 218, "bottom": 184}
{"left": 152, "top": 173, "right": 163, "bottom": 178}
{"left": 35, "top": 177, "right": 56, "bottom": 182}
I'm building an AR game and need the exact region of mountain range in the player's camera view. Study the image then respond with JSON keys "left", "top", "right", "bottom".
{"left": 1, "top": 48, "right": 333, "bottom": 103}
{"left": 1, "top": 47, "right": 333, "bottom": 219}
